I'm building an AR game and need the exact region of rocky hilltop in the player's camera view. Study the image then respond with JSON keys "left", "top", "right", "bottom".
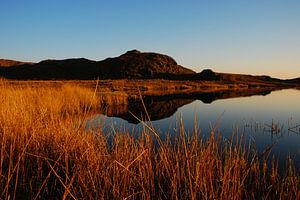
{"left": 99, "top": 50, "right": 194, "bottom": 79}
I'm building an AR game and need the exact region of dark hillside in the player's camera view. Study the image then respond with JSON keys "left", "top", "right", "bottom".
{"left": 98, "top": 50, "right": 195, "bottom": 79}
{"left": 285, "top": 78, "right": 300, "bottom": 84}
{"left": 0, "top": 50, "right": 195, "bottom": 80}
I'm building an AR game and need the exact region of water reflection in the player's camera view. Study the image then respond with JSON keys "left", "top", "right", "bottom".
{"left": 101, "top": 88, "right": 273, "bottom": 124}
{"left": 87, "top": 89, "right": 300, "bottom": 170}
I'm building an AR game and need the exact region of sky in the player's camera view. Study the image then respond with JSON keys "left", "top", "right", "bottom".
{"left": 0, "top": 0, "right": 300, "bottom": 78}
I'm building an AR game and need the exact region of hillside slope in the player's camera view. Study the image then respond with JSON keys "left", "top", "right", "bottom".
{"left": 0, "top": 50, "right": 195, "bottom": 80}
{"left": 284, "top": 78, "right": 300, "bottom": 84}
{"left": 0, "top": 59, "right": 32, "bottom": 67}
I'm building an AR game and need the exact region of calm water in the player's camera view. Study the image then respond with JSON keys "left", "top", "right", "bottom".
{"left": 87, "top": 89, "right": 300, "bottom": 169}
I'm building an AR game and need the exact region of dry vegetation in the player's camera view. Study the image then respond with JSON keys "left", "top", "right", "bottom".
{"left": 1, "top": 79, "right": 287, "bottom": 97}
{"left": 0, "top": 81, "right": 299, "bottom": 199}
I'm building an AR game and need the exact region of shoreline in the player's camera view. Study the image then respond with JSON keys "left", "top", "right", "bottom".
{"left": 1, "top": 79, "right": 297, "bottom": 97}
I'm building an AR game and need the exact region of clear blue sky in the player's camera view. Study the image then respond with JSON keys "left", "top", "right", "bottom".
{"left": 1, "top": 0, "right": 299, "bottom": 78}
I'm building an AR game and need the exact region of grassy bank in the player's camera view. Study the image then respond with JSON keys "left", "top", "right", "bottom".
{"left": 1, "top": 79, "right": 294, "bottom": 97}
{"left": 0, "top": 82, "right": 299, "bottom": 199}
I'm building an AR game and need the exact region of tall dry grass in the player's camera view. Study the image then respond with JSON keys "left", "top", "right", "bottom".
{"left": 0, "top": 82, "right": 299, "bottom": 199}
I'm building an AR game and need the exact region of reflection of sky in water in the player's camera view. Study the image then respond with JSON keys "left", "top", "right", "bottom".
{"left": 87, "top": 89, "right": 300, "bottom": 169}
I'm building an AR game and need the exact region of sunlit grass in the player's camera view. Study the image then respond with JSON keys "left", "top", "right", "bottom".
{"left": 0, "top": 82, "right": 299, "bottom": 199}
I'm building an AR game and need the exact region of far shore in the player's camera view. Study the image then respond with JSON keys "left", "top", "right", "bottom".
{"left": 1, "top": 79, "right": 298, "bottom": 97}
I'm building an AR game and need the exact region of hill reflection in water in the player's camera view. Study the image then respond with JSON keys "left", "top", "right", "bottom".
{"left": 87, "top": 89, "right": 300, "bottom": 171}
{"left": 100, "top": 89, "right": 272, "bottom": 124}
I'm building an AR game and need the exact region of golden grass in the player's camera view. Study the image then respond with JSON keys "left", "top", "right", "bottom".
{"left": 0, "top": 82, "right": 299, "bottom": 199}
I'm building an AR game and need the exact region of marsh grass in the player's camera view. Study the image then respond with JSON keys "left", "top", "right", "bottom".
{"left": 0, "top": 82, "right": 299, "bottom": 199}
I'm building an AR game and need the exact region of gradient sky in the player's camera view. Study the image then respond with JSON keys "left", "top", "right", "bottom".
{"left": 1, "top": 0, "right": 300, "bottom": 78}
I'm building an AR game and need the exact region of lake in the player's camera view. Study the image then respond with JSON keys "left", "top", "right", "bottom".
{"left": 87, "top": 88, "right": 300, "bottom": 170}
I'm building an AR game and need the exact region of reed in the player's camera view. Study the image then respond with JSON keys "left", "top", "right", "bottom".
{"left": 0, "top": 82, "right": 299, "bottom": 199}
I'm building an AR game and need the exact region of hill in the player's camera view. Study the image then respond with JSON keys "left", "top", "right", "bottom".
{"left": 0, "top": 59, "right": 32, "bottom": 67}
{"left": 0, "top": 50, "right": 195, "bottom": 80}
{"left": 0, "top": 50, "right": 299, "bottom": 87}
{"left": 215, "top": 73, "right": 286, "bottom": 86}
{"left": 99, "top": 50, "right": 194, "bottom": 79}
